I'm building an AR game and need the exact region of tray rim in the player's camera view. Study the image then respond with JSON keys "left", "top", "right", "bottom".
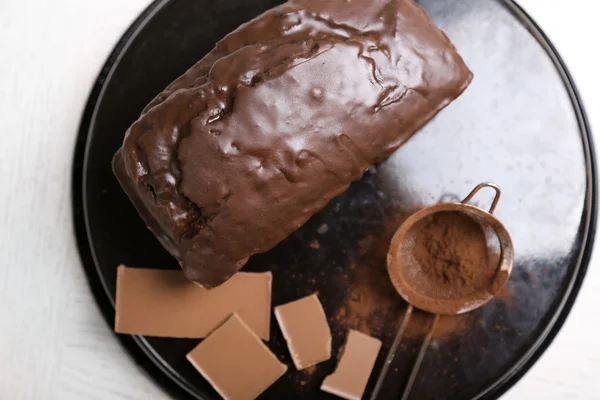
{"left": 71, "top": 0, "right": 598, "bottom": 399}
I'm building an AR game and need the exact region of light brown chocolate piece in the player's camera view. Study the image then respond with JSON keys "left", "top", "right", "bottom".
{"left": 186, "top": 314, "right": 287, "bottom": 400}
{"left": 114, "top": 266, "right": 271, "bottom": 339}
{"left": 274, "top": 293, "right": 331, "bottom": 370}
{"left": 321, "top": 330, "right": 382, "bottom": 400}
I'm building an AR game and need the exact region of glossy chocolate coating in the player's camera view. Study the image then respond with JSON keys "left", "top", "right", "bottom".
{"left": 113, "top": 0, "right": 473, "bottom": 287}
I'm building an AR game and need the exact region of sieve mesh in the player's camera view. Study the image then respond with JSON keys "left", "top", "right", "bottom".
{"left": 397, "top": 209, "right": 503, "bottom": 300}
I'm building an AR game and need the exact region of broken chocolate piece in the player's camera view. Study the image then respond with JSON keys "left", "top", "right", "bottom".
{"left": 186, "top": 314, "right": 287, "bottom": 400}
{"left": 112, "top": 0, "right": 473, "bottom": 288}
{"left": 114, "top": 266, "right": 271, "bottom": 339}
{"left": 274, "top": 293, "right": 331, "bottom": 370}
{"left": 321, "top": 330, "right": 382, "bottom": 400}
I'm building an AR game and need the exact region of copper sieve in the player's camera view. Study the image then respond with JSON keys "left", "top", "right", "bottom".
{"left": 387, "top": 182, "right": 514, "bottom": 315}
{"left": 371, "top": 183, "right": 514, "bottom": 400}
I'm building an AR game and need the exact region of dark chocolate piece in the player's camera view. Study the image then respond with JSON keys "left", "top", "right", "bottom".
{"left": 113, "top": 0, "right": 473, "bottom": 287}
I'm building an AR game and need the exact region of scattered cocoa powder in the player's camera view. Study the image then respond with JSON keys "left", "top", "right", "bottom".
{"left": 332, "top": 211, "right": 416, "bottom": 338}
{"left": 333, "top": 261, "right": 398, "bottom": 337}
{"left": 331, "top": 209, "right": 472, "bottom": 341}
{"left": 412, "top": 211, "right": 493, "bottom": 299}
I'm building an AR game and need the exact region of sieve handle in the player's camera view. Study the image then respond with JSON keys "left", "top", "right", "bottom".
{"left": 400, "top": 314, "right": 440, "bottom": 400}
{"left": 461, "top": 182, "right": 502, "bottom": 214}
{"left": 369, "top": 305, "right": 414, "bottom": 400}
{"left": 370, "top": 308, "right": 440, "bottom": 400}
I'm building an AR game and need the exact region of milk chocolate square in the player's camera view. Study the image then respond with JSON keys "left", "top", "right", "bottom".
{"left": 321, "top": 330, "right": 382, "bottom": 400}
{"left": 115, "top": 266, "right": 271, "bottom": 339}
{"left": 186, "top": 314, "right": 287, "bottom": 400}
{"left": 274, "top": 293, "right": 331, "bottom": 370}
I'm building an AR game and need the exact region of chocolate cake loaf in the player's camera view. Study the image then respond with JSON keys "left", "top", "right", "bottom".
{"left": 113, "top": 0, "right": 473, "bottom": 288}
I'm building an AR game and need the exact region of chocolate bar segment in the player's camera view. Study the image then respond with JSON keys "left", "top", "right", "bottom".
{"left": 186, "top": 314, "right": 287, "bottom": 400}
{"left": 114, "top": 266, "right": 272, "bottom": 339}
{"left": 113, "top": 0, "right": 473, "bottom": 287}
{"left": 274, "top": 294, "right": 332, "bottom": 370}
{"left": 321, "top": 330, "right": 382, "bottom": 400}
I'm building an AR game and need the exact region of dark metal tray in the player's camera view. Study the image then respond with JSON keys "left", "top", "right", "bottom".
{"left": 72, "top": 0, "right": 597, "bottom": 398}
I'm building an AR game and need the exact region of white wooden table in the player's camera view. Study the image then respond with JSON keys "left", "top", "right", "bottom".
{"left": 1, "top": 0, "right": 599, "bottom": 399}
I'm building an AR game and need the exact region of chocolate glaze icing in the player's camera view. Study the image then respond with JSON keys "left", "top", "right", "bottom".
{"left": 113, "top": 0, "right": 473, "bottom": 287}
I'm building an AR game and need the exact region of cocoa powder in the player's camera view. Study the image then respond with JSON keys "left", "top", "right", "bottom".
{"left": 332, "top": 209, "right": 472, "bottom": 341}
{"left": 413, "top": 211, "right": 493, "bottom": 298}
{"left": 333, "top": 261, "right": 400, "bottom": 337}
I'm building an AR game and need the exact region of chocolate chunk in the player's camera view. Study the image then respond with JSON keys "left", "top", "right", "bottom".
{"left": 186, "top": 314, "right": 287, "bottom": 400}
{"left": 274, "top": 294, "right": 331, "bottom": 370}
{"left": 321, "top": 330, "right": 382, "bottom": 400}
{"left": 113, "top": 0, "right": 473, "bottom": 287}
{"left": 114, "top": 266, "right": 271, "bottom": 339}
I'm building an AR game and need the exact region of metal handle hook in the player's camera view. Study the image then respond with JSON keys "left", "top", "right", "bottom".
{"left": 461, "top": 182, "right": 502, "bottom": 214}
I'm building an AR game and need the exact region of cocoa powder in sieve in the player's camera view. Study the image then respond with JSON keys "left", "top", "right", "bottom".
{"left": 413, "top": 211, "right": 493, "bottom": 298}
{"left": 332, "top": 210, "right": 472, "bottom": 341}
